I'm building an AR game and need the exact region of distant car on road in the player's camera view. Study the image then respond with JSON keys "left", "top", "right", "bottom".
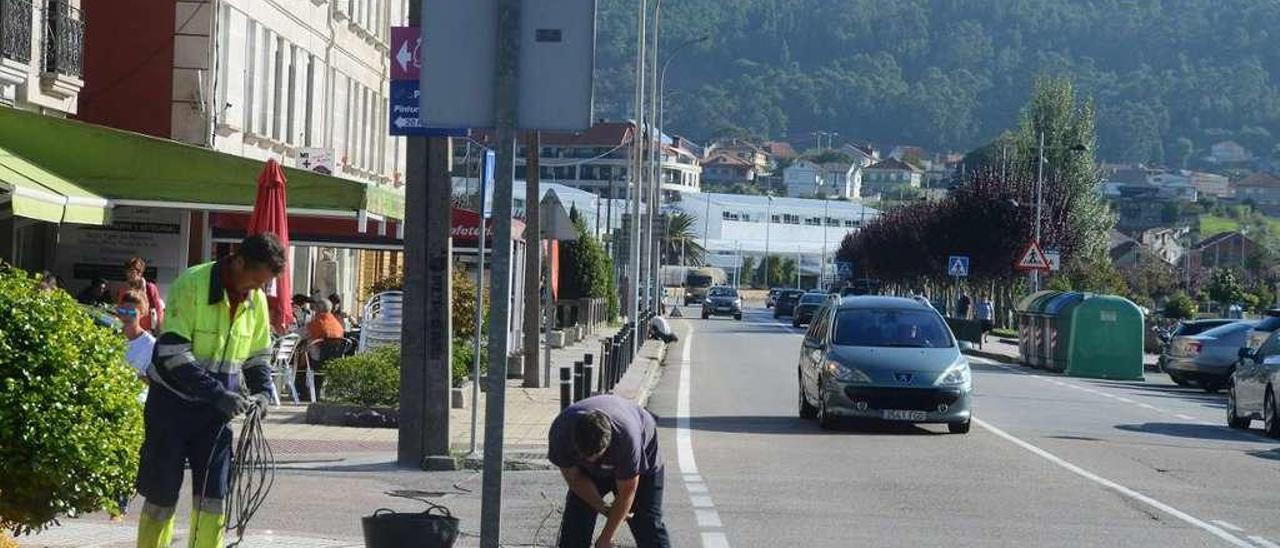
{"left": 701, "top": 286, "right": 742, "bottom": 320}
{"left": 1229, "top": 328, "right": 1280, "bottom": 436}
{"left": 766, "top": 287, "right": 785, "bottom": 308}
{"left": 797, "top": 296, "right": 972, "bottom": 433}
{"left": 1163, "top": 320, "right": 1254, "bottom": 392}
{"left": 792, "top": 292, "right": 830, "bottom": 328}
{"left": 773, "top": 289, "right": 806, "bottom": 318}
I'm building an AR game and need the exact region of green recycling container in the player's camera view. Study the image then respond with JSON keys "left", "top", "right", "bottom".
{"left": 1062, "top": 295, "right": 1145, "bottom": 380}
{"left": 1042, "top": 292, "right": 1086, "bottom": 372}
{"left": 1015, "top": 290, "right": 1058, "bottom": 367}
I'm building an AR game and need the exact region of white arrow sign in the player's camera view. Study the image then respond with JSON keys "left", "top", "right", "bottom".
{"left": 396, "top": 40, "right": 414, "bottom": 74}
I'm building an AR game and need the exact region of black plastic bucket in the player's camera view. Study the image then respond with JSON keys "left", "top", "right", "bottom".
{"left": 361, "top": 505, "right": 459, "bottom": 548}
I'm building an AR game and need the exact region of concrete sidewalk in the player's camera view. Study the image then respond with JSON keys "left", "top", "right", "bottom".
{"left": 20, "top": 326, "right": 671, "bottom": 548}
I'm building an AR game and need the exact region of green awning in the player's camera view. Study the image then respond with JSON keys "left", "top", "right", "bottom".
{"left": 0, "top": 144, "right": 109, "bottom": 225}
{"left": 0, "top": 107, "right": 404, "bottom": 220}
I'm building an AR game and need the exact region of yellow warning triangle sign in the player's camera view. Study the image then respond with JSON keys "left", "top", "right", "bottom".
{"left": 1015, "top": 242, "right": 1051, "bottom": 271}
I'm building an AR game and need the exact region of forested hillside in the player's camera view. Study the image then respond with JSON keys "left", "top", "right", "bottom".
{"left": 595, "top": 0, "right": 1280, "bottom": 162}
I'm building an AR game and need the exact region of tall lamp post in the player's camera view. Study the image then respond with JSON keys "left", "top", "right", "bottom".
{"left": 764, "top": 193, "right": 773, "bottom": 288}
{"left": 1030, "top": 130, "right": 1088, "bottom": 292}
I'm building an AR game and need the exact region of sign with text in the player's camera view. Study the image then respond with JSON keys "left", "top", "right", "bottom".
{"left": 389, "top": 80, "right": 466, "bottom": 137}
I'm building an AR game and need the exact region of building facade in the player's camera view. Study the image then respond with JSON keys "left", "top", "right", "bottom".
{"left": 861, "top": 157, "right": 923, "bottom": 197}
{"left": 1233, "top": 172, "right": 1280, "bottom": 215}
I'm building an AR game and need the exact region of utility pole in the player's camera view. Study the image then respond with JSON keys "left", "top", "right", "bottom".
{"left": 467, "top": 148, "right": 489, "bottom": 457}
{"left": 1032, "top": 130, "right": 1045, "bottom": 292}
{"left": 764, "top": 194, "right": 773, "bottom": 288}
{"left": 646, "top": 0, "right": 662, "bottom": 313}
{"left": 480, "top": 0, "right": 521, "bottom": 544}
{"left": 523, "top": 132, "right": 543, "bottom": 387}
{"left": 628, "top": 0, "right": 648, "bottom": 331}
{"left": 399, "top": 0, "right": 452, "bottom": 472}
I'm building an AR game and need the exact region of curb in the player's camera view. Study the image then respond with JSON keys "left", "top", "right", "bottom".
{"left": 612, "top": 340, "right": 667, "bottom": 407}
{"left": 962, "top": 347, "right": 1019, "bottom": 365}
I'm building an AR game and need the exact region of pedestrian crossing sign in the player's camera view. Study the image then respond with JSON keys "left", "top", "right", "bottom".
{"left": 1015, "top": 242, "right": 1052, "bottom": 271}
{"left": 947, "top": 255, "right": 969, "bottom": 278}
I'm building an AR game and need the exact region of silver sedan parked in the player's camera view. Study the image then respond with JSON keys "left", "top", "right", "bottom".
{"left": 797, "top": 296, "right": 972, "bottom": 433}
{"left": 1163, "top": 320, "right": 1255, "bottom": 393}
{"left": 1229, "top": 329, "right": 1280, "bottom": 436}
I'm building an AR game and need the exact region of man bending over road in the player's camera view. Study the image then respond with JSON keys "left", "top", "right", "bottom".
{"left": 549, "top": 394, "right": 670, "bottom": 548}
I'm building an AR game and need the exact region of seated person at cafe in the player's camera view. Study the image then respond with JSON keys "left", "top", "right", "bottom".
{"left": 306, "top": 298, "right": 346, "bottom": 357}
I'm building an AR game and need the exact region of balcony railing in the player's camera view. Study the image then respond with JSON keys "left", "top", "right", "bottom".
{"left": 1, "top": 0, "right": 32, "bottom": 64}
{"left": 42, "top": 0, "right": 81, "bottom": 77}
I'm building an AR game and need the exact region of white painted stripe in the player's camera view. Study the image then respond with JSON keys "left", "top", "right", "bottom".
{"left": 1117, "top": 397, "right": 1137, "bottom": 404}
{"left": 1249, "top": 536, "right": 1280, "bottom": 548}
{"left": 675, "top": 327, "right": 733, "bottom": 548}
{"left": 1137, "top": 403, "right": 1158, "bottom": 410}
{"left": 695, "top": 509, "right": 723, "bottom": 528}
{"left": 1176, "top": 414, "right": 1197, "bottom": 421}
{"left": 974, "top": 418, "right": 1252, "bottom": 547}
{"left": 702, "top": 532, "right": 731, "bottom": 548}
{"left": 1212, "top": 520, "right": 1245, "bottom": 532}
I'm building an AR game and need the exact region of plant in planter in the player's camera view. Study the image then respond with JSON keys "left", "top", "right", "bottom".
{"left": 451, "top": 338, "right": 489, "bottom": 388}
{"left": 0, "top": 266, "right": 144, "bottom": 535}
{"left": 324, "top": 344, "right": 401, "bottom": 407}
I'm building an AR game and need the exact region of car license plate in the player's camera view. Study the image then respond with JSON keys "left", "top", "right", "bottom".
{"left": 882, "top": 410, "right": 927, "bottom": 421}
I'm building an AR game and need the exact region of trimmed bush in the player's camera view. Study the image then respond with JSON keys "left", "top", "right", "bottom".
{"left": 451, "top": 338, "right": 489, "bottom": 388}
{"left": 323, "top": 345, "right": 401, "bottom": 407}
{"left": 0, "top": 267, "right": 143, "bottom": 534}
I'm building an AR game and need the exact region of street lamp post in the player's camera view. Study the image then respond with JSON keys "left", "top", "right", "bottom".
{"left": 764, "top": 193, "right": 773, "bottom": 288}
{"left": 1032, "top": 130, "right": 1045, "bottom": 292}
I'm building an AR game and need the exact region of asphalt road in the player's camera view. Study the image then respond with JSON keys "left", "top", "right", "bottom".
{"left": 649, "top": 305, "right": 1280, "bottom": 548}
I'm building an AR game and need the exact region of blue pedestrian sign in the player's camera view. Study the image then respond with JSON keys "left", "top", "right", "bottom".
{"left": 947, "top": 255, "right": 970, "bottom": 278}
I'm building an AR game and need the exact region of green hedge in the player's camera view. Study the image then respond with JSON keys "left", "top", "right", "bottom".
{"left": 0, "top": 267, "right": 143, "bottom": 534}
{"left": 451, "top": 338, "right": 489, "bottom": 388}
{"left": 323, "top": 345, "right": 401, "bottom": 407}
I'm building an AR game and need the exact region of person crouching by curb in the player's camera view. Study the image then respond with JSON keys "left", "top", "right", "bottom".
{"left": 648, "top": 314, "right": 678, "bottom": 344}
{"left": 549, "top": 394, "right": 670, "bottom": 548}
{"left": 135, "top": 233, "right": 284, "bottom": 548}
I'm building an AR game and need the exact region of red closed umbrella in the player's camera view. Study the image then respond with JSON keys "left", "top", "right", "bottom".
{"left": 246, "top": 158, "right": 292, "bottom": 332}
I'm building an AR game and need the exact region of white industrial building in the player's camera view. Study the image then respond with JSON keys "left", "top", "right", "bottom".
{"left": 667, "top": 193, "right": 877, "bottom": 280}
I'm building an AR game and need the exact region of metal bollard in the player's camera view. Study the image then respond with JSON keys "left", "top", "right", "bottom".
{"left": 559, "top": 366, "right": 572, "bottom": 410}
{"left": 584, "top": 353, "right": 595, "bottom": 394}
{"left": 573, "top": 360, "right": 585, "bottom": 402}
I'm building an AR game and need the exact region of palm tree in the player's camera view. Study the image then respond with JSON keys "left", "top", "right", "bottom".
{"left": 661, "top": 212, "right": 706, "bottom": 266}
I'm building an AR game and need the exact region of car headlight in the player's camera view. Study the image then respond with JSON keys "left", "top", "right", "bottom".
{"left": 734, "top": 299, "right": 742, "bottom": 307}
{"left": 935, "top": 360, "right": 971, "bottom": 386}
{"left": 825, "top": 361, "right": 872, "bottom": 383}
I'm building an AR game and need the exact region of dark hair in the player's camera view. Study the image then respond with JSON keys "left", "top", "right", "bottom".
{"left": 124, "top": 257, "right": 146, "bottom": 272}
{"left": 328, "top": 293, "right": 341, "bottom": 305}
{"left": 238, "top": 233, "right": 287, "bottom": 274}
{"left": 571, "top": 411, "right": 612, "bottom": 460}
{"left": 119, "top": 289, "right": 147, "bottom": 308}
{"left": 292, "top": 294, "right": 311, "bottom": 306}
{"left": 90, "top": 277, "right": 108, "bottom": 287}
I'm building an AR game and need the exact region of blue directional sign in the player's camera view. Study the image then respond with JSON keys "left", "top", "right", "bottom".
{"left": 481, "top": 149, "right": 496, "bottom": 219}
{"left": 836, "top": 261, "right": 854, "bottom": 279}
{"left": 948, "top": 255, "right": 970, "bottom": 278}
{"left": 389, "top": 80, "right": 466, "bottom": 137}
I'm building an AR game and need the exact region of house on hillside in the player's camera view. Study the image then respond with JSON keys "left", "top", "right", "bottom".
{"left": 1186, "top": 171, "right": 1231, "bottom": 198}
{"left": 1208, "top": 141, "right": 1251, "bottom": 164}
{"left": 704, "top": 140, "right": 771, "bottom": 175}
{"left": 1110, "top": 230, "right": 1143, "bottom": 268}
{"left": 761, "top": 141, "right": 798, "bottom": 163}
{"left": 889, "top": 145, "right": 929, "bottom": 167}
{"left": 1233, "top": 172, "right": 1280, "bottom": 215}
{"left": 861, "top": 158, "right": 923, "bottom": 197}
{"left": 701, "top": 151, "right": 759, "bottom": 185}
{"left": 1136, "top": 226, "right": 1188, "bottom": 265}
{"left": 842, "top": 143, "right": 880, "bottom": 168}
{"left": 1189, "top": 231, "right": 1262, "bottom": 271}
{"left": 783, "top": 160, "right": 862, "bottom": 199}
{"left": 783, "top": 160, "right": 822, "bottom": 197}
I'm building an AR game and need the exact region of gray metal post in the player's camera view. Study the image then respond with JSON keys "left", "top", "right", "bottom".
{"left": 523, "top": 132, "right": 544, "bottom": 387}
{"left": 646, "top": 0, "right": 662, "bottom": 313}
{"left": 468, "top": 144, "right": 489, "bottom": 457}
{"left": 1032, "top": 130, "right": 1044, "bottom": 292}
{"left": 480, "top": 0, "right": 521, "bottom": 544}
{"left": 628, "top": 0, "right": 648, "bottom": 348}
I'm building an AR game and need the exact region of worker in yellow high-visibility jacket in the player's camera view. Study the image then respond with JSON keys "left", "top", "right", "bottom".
{"left": 135, "top": 233, "right": 285, "bottom": 548}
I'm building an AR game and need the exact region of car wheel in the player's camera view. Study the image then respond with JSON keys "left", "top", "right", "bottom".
{"left": 1169, "top": 373, "right": 1192, "bottom": 387}
{"left": 735, "top": 313, "right": 742, "bottom": 321}
{"left": 816, "top": 382, "right": 836, "bottom": 430}
{"left": 1265, "top": 389, "right": 1280, "bottom": 438}
{"left": 1203, "top": 381, "right": 1223, "bottom": 394}
{"left": 948, "top": 420, "right": 971, "bottom": 434}
{"left": 792, "top": 319, "right": 801, "bottom": 328}
{"left": 798, "top": 372, "right": 817, "bottom": 419}
{"left": 1227, "top": 384, "right": 1251, "bottom": 430}
{"left": 701, "top": 312, "right": 709, "bottom": 320}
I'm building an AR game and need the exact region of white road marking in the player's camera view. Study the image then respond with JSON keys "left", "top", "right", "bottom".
{"left": 1137, "top": 403, "right": 1159, "bottom": 411}
{"left": 974, "top": 417, "right": 1253, "bottom": 547}
{"left": 1249, "top": 536, "right": 1280, "bottom": 548}
{"left": 675, "top": 326, "right": 733, "bottom": 548}
{"left": 1212, "top": 520, "right": 1245, "bottom": 532}
{"left": 1117, "top": 397, "right": 1136, "bottom": 404}
{"left": 695, "top": 509, "right": 723, "bottom": 527}
{"left": 1177, "top": 414, "right": 1197, "bottom": 421}
{"left": 701, "top": 532, "right": 731, "bottom": 548}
